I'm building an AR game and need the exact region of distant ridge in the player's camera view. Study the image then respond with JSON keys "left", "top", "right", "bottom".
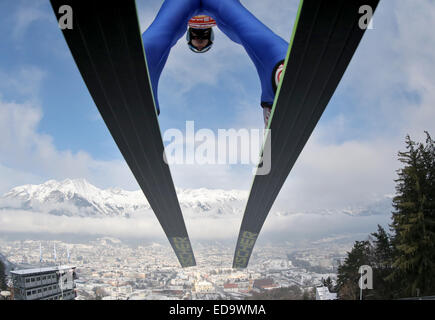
{"left": 0, "top": 179, "right": 248, "bottom": 218}
{"left": 0, "top": 179, "right": 391, "bottom": 218}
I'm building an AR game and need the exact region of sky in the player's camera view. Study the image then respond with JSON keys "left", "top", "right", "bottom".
{"left": 0, "top": 0, "right": 434, "bottom": 243}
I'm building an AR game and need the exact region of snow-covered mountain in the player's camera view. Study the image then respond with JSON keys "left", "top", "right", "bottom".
{"left": 0, "top": 179, "right": 248, "bottom": 218}
{"left": 0, "top": 179, "right": 393, "bottom": 218}
{"left": 0, "top": 179, "right": 145, "bottom": 218}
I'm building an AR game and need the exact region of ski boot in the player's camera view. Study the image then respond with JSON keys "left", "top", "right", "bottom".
{"left": 262, "top": 102, "right": 272, "bottom": 128}
{"left": 262, "top": 60, "right": 285, "bottom": 128}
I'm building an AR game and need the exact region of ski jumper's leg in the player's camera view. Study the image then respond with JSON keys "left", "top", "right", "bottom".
{"left": 142, "top": 0, "right": 201, "bottom": 114}
{"left": 201, "top": 0, "right": 288, "bottom": 107}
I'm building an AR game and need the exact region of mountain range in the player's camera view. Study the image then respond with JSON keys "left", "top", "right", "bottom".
{"left": 0, "top": 179, "right": 247, "bottom": 218}
{"left": 0, "top": 179, "right": 393, "bottom": 219}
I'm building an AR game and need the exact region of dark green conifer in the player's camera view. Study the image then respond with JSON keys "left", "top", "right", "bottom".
{"left": 389, "top": 132, "right": 435, "bottom": 297}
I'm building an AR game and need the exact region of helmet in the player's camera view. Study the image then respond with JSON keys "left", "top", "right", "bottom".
{"left": 186, "top": 27, "right": 214, "bottom": 53}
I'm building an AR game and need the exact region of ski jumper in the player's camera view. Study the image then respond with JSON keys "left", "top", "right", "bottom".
{"left": 142, "top": 0, "right": 289, "bottom": 114}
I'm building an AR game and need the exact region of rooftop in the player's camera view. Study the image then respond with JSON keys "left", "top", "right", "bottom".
{"left": 10, "top": 265, "right": 76, "bottom": 276}
{"left": 316, "top": 286, "right": 337, "bottom": 300}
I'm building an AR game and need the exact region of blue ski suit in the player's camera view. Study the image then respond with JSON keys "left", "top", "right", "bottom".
{"left": 142, "top": 0, "right": 289, "bottom": 114}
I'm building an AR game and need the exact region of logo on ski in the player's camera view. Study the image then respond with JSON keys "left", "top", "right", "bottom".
{"left": 169, "top": 237, "right": 196, "bottom": 267}
{"left": 233, "top": 230, "right": 258, "bottom": 268}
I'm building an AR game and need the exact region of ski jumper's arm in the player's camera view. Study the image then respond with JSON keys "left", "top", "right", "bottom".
{"left": 142, "top": 0, "right": 201, "bottom": 114}
{"left": 201, "top": 0, "right": 289, "bottom": 107}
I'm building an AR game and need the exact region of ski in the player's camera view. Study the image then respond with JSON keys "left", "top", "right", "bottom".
{"left": 233, "top": 0, "right": 380, "bottom": 268}
{"left": 50, "top": 1, "right": 196, "bottom": 267}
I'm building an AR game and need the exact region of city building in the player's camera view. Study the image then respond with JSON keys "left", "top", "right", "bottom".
{"left": 194, "top": 281, "right": 214, "bottom": 293}
{"left": 10, "top": 265, "right": 77, "bottom": 300}
{"left": 253, "top": 278, "right": 278, "bottom": 290}
{"left": 1, "top": 238, "right": 349, "bottom": 300}
{"left": 223, "top": 283, "right": 238, "bottom": 293}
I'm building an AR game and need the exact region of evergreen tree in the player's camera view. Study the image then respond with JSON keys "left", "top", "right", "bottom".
{"left": 335, "top": 132, "right": 435, "bottom": 299}
{"left": 365, "top": 225, "right": 397, "bottom": 299}
{"left": 0, "top": 260, "right": 6, "bottom": 290}
{"left": 246, "top": 285, "right": 305, "bottom": 300}
{"left": 370, "top": 225, "right": 393, "bottom": 268}
{"left": 303, "top": 287, "right": 316, "bottom": 300}
{"left": 335, "top": 240, "right": 372, "bottom": 299}
{"left": 389, "top": 132, "right": 435, "bottom": 297}
{"left": 321, "top": 276, "right": 335, "bottom": 293}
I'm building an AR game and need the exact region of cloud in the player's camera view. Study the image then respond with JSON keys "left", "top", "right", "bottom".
{"left": 11, "top": 0, "right": 51, "bottom": 40}
{"left": 241, "top": 0, "right": 298, "bottom": 40}
{"left": 332, "top": 0, "right": 435, "bottom": 141}
{"left": 0, "top": 206, "right": 390, "bottom": 244}
{"left": 393, "top": 0, "right": 435, "bottom": 140}
{"left": 0, "top": 66, "right": 46, "bottom": 101}
{"left": 170, "top": 163, "right": 252, "bottom": 190}
{"left": 259, "top": 211, "right": 391, "bottom": 245}
{"left": 0, "top": 209, "right": 163, "bottom": 240}
{"left": 0, "top": 96, "right": 137, "bottom": 194}
{"left": 0, "top": 164, "right": 41, "bottom": 197}
{"left": 272, "top": 136, "right": 399, "bottom": 213}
